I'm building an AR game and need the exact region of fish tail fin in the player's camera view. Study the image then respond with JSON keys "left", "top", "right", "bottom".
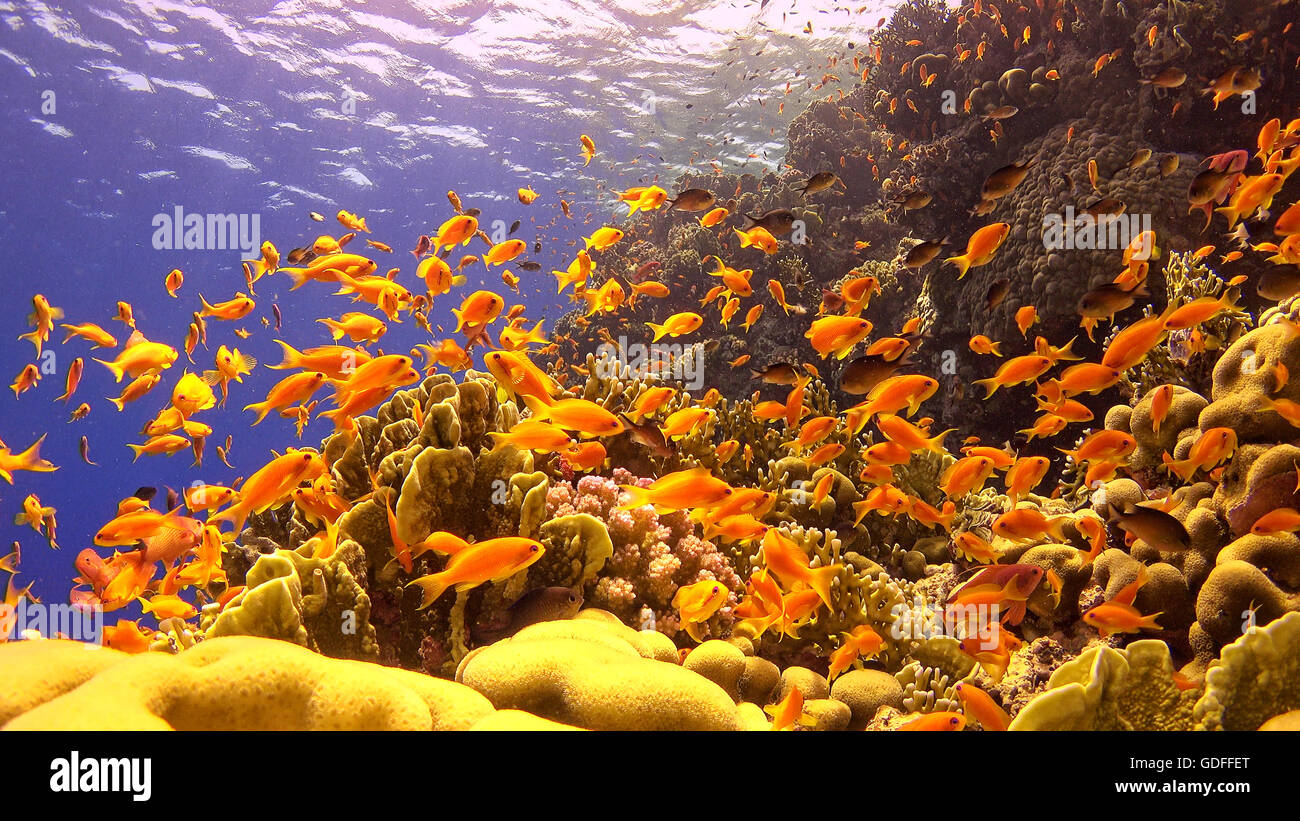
{"left": 318, "top": 319, "right": 345, "bottom": 341}
{"left": 1214, "top": 205, "right": 1240, "bottom": 229}
{"left": 242, "top": 400, "right": 272, "bottom": 426}
{"left": 270, "top": 339, "right": 302, "bottom": 369}
{"left": 520, "top": 394, "right": 551, "bottom": 420}
{"left": 928, "top": 428, "right": 957, "bottom": 454}
{"left": 807, "top": 564, "right": 841, "bottom": 610}
{"left": 943, "top": 255, "right": 972, "bottom": 279}
{"left": 1160, "top": 451, "right": 1194, "bottom": 481}
{"left": 407, "top": 572, "right": 449, "bottom": 610}
{"left": 126, "top": 443, "right": 146, "bottom": 462}
{"left": 939, "top": 502, "right": 957, "bottom": 532}
{"left": 617, "top": 484, "right": 652, "bottom": 510}
{"left": 283, "top": 267, "right": 315, "bottom": 291}
{"left": 452, "top": 308, "right": 466, "bottom": 333}
{"left": 646, "top": 321, "right": 667, "bottom": 342}
{"left": 1046, "top": 515, "right": 1070, "bottom": 542}
{"left": 1141, "top": 612, "right": 1163, "bottom": 630}
{"left": 94, "top": 357, "right": 125, "bottom": 383}
{"left": 974, "top": 377, "right": 999, "bottom": 399}
{"left": 733, "top": 228, "right": 752, "bottom": 248}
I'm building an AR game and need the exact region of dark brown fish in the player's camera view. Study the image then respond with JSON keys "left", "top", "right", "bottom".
{"left": 1078, "top": 282, "right": 1150, "bottom": 318}
{"left": 904, "top": 238, "right": 947, "bottom": 269}
{"left": 620, "top": 414, "right": 673, "bottom": 458}
{"left": 410, "top": 234, "right": 432, "bottom": 260}
{"left": 1080, "top": 197, "right": 1127, "bottom": 220}
{"left": 798, "top": 172, "right": 839, "bottom": 197}
{"left": 272, "top": 303, "right": 282, "bottom": 330}
{"left": 1258, "top": 265, "right": 1300, "bottom": 301}
{"left": 896, "top": 191, "right": 932, "bottom": 210}
{"left": 985, "top": 279, "right": 1011, "bottom": 311}
{"left": 133, "top": 486, "right": 157, "bottom": 502}
{"left": 981, "top": 105, "right": 1019, "bottom": 121}
{"left": 981, "top": 160, "right": 1034, "bottom": 200}
{"left": 669, "top": 189, "right": 716, "bottom": 211}
{"left": 518, "top": 261, "right": 542, "bottom": 272}
{"left": 841, "top": 352, "right": 913, "bottom": 395}
{"left": 287, "top": 245, "right": 314, "bottom": 265}
{"left": 472, "top": 586, "right": 583, "bottom": 643}
{"left": 1159, "top": 155, "right": 1180, "bottom": 177}
{"left": 744, "top": 209, "right": 796, "bottom": 236}
{"left": 1187, "top": 169, "right": 1237, "bottom": 205}
{"left": 750, "top": 362, "right": 801, "bottom": 385}
{"left": 819, "top": 289, "right": 846, "bottom": 313}
{"left": 504, "top": 586, "right": 582, "bottom": 633}
{"left": 1139, "top": 67, "right": 1186, "bottom": 88}
{"left": 79, "top": 436, "right": 96, "bottom": 466}
{"left": 1108, "top": 502, "right": 1191, "bottom": 551}
{"left": 1126, "top": 149, "right": 1152, "bottom": 169}
{"left": 632, "top": 260, "right": 661, "bottom": 281}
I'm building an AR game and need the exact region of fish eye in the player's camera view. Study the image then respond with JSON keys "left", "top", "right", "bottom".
{"left": 530, "top": 545, "right": 539, "bottom": 552}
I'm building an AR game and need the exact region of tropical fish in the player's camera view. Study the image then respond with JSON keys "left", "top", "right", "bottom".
{"left": 943, "top": 223, "right": 1010, "bottom": 278}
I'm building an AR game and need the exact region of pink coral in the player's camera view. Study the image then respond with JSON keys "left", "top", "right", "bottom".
{"left": 544, "top": 468, "right": 743, "bottom": 640}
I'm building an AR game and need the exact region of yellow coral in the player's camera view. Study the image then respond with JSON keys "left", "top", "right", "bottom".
{"left": 456, "top": 614, "right": 739, "bottom": 730}
{"left": 2, "top": 636, "right": 494, "bottom": 730}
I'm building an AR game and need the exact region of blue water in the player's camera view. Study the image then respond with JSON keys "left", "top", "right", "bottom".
{"left": 0, "top": 0, "right": 893, "bottom": 618}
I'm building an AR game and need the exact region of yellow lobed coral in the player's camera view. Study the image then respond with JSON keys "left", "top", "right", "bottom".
{"left": 1008, "top": 640, "right": 1195, "bottom": 731}
{"left": 2, "top": 636, "right": 494, "bottom": 731}
{"left": 456, "top": 611, "right": 740, "bottom": 730}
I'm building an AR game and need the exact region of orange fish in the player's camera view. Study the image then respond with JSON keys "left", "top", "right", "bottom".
{"left": 760, "top": 528, "right": 842, "bottom": 610}
{"left": 408, "top": 538, "right": 545, "bottom": 609}
{"left": 974, "top": 355, "right": 1052, "bottom": 398}
{"left": 943, "top": 223, "right": 1010, "bottom": 279}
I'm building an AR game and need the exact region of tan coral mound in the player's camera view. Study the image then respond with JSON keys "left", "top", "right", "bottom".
{"left": 1, "top": 636, "right": 494, "bottom": 730}
{"left": 456, "top": 610, "right": 741, "bottom": 730}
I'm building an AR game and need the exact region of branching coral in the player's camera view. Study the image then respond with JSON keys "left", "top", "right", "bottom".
{"left": 544, "top": 470, "right": 742, "bottom": 640}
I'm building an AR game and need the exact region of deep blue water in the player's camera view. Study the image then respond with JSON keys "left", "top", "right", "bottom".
{"left": 0, "top": 0, "right": 893, "bottom": 619}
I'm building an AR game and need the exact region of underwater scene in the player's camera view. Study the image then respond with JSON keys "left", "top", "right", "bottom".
{"left": 0, "top": 0, "right": 1298, "bottom": 742}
